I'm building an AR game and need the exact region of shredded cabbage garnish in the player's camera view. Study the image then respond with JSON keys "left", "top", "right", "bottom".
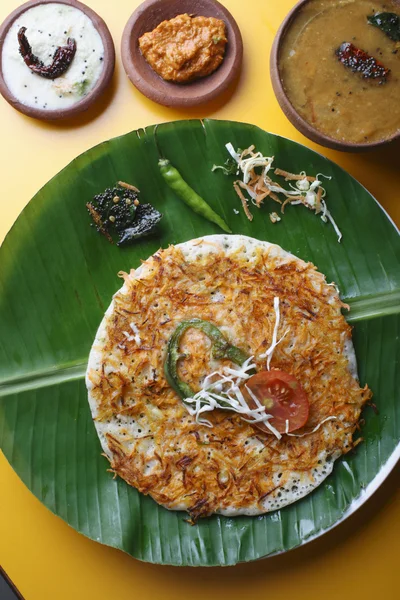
{"left": 184, "top": 356, "right": 282, "bottom": 440}
{"left": 284, "top": 416, "right": 338, "bottom": 437}
{"left": 122, "top": 321, "right": 141, "bottom": 345}
{"left": 212, "top": 143, "right": 342, "bottom": 242}
{"left": 258, "top": 297, "right": 289, "bottom": 369}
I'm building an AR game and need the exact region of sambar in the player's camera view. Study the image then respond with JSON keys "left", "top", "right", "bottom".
{"left": 278, "top": 0, "right": 400, "bottom": 144}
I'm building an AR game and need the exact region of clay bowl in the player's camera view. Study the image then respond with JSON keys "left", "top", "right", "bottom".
{"left": 121, "top": 0, "right": 243, "bottom": 107}
{"left": 270, "top": 0, "right": 400, "bottom": 152}
{"left": 0, "top": 0, "right": 115, "bottom": 120}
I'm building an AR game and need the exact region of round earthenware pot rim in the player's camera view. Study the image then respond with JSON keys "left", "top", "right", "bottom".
{"left": 0, "top": 0, "right": 115, "bottom": 120}
{"left": 270, "top": 0, "right": 400, "bottom": 152}
{"left": 121, "top": 0, "right": 243, "bottom": 108}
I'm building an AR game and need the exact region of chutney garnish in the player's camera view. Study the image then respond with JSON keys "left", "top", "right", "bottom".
{"left": 18, "top": 27, "right": 76, "bottom": 79}
{"left": 335, "top": 42, "right": 390, "bottom": 81}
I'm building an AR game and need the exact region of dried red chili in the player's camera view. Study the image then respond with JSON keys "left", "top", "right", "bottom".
{"left": 335, "top": 42, "right": 390, "bottom": 81}
{"left": 18, "top": 27, "right": 76, "bottom": 79}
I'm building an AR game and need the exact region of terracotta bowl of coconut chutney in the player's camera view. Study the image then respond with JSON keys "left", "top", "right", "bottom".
{"left": 0, "top": 0, "right": 115, "bottom": 120}
{"left": 270, "top": 0, "right": 400, "bottom": 152}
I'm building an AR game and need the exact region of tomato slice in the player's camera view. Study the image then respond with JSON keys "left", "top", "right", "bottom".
{"left": 241, "top": 370, "right": 309, "bottom": 434}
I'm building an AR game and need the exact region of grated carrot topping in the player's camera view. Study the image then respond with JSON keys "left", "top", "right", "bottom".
{"left": 233, "top": 182, "right": 253, "bottom": 221}
{"left": 274, "top": 168, "right": 316, "bottom": 182}
{"left": 118, "top": 181, "right": 140, "bottom": 193}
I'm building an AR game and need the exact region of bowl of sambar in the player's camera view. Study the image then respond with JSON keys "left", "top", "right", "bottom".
{"left": 270, "top": 0, "right": 400, "bottom": 151}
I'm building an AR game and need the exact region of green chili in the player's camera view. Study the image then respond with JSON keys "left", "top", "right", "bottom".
{"left": 158, "top": 159, "right": 232, "bottom": 233}
{"left": 164, "top": 318, "right": 249, "bottom": 400}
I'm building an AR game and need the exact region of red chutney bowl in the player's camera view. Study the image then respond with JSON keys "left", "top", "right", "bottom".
{"left": 121, "top": 0, "right": 243, "bottom": 107}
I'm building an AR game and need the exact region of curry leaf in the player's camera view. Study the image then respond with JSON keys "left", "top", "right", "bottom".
{"left": 367, "top": 12, "right": 400, "bottom": 41}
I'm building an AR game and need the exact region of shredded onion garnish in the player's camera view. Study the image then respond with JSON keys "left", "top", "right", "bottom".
{"left": 213, "top": 144, "right": 342, "bottom": 242}
{"left": 183, "top": 356, "right": 282, "bottom": 439}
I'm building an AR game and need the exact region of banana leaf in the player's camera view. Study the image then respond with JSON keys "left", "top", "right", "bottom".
{"left": 0, "top": 119, "right": 399, "bottom": 567}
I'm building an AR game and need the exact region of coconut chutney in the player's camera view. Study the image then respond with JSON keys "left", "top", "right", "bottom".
{"left": 1, "top": 2, "right": 104, "bottom": 110}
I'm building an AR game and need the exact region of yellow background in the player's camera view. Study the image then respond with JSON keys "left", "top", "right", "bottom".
{"left": 0, "top": 0, "right": 399, "bottom": 597}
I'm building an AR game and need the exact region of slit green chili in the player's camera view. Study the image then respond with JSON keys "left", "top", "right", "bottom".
{"left": 164, "top": 318, "right": 249, "bottom": 401}
{"left": 158, "top": 159, "right": 232, "bottom": 233}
